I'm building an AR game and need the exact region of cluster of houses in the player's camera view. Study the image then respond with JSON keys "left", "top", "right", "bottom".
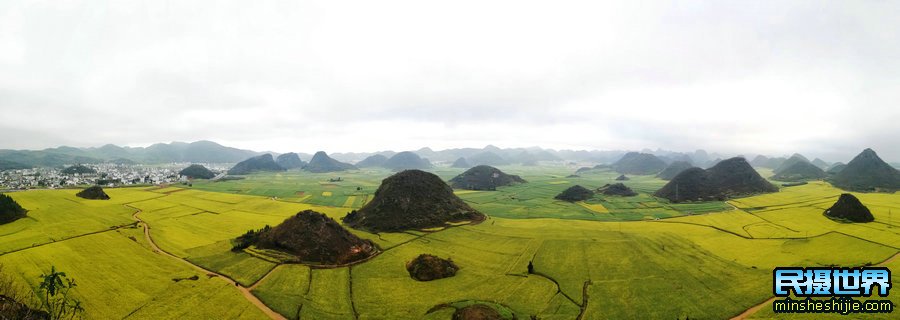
{"left": 0, "top": 163, "right": 230, "bottom": 190}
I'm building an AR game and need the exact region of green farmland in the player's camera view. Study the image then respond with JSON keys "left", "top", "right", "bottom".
{"left": 0, "top": 166, "right": 897, "bottom": 319}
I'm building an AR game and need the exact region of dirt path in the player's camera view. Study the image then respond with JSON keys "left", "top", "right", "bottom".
{"left": 729, "top": 250, "right": 900, "bottom": 320}
{"left": 130, "top": 209, "right": 286, "bottom": 320}
{"left": 880, "top": 250, "right": 900, "bottom": 265}
{"left": 729, "top": 296, "right": 776, "bottom": 320}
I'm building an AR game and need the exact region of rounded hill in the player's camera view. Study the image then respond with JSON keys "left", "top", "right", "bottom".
{"left": 749, "top": 155, "right": 770, "bottom": 168}
{"left": 612, "top": 152, "right": 667, "bottom": 175}
{"left": 451, "top": 157, "right": 470, "bottom": 168}
{"left": 234, "top": 210, "right": 377, "bottom": 265}
{"left": 826, "top": 162, "right": 846, "bottom": 174}
{"left": 383, "top": 151, "right": 432, "bottom": 171}
{"left": 773, "top": 154, "right": 810, "bottom": 175}
{"left": 467, "top": 152, "right": 508, "bottom": 166}
{"left": 824, "top": 194, "right": 874, "bottom": 223}
{"left": 227, "top": 154, "right": 285, "bottom": 175}
{"left": 829, "top": 148, "right": 900, "bottom": 192}
{"left": 356, "top": 154, "right": 388, "bottom": 168}
{"left": 343, "top": 170, "right": 483, "bottom": 232}
{"left": 554, "top": 185, "right": 593, "bottom": 202}
{"left": 448, "top": 165, "right": 526, "bottom": 190}
{"left": 598, "top": 183, "right": 637, "bottom": 197}
{"left": 771, "top": 161, "right": 827, "bottom": 182}
{"left": 453, "top": 304, "right": 504, "bottom": 320}
{"left": 811, "top": 158, "right": 830, "bottom": 169}
{"left": 76, "top": 186, "right": 110, "bottom": 200}
{"left": 62, "top": 164, "right": 96, "bottom": 175}
{"left": 179, "top": 164, "right": 215, "bottom": 179}
{"left": 275, "top": 153, "right": 306, "bottom": 169}
{"left": 654, "top": 157, "right": 777, "bottom": 202}
{"left": 303, "top": 151, "right": 357, "bottom": 173}
{"left": 406, "top": 254, "right": 459, "bottom": 281}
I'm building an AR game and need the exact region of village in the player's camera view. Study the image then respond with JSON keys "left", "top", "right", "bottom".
{"left": 0, "top": 163, "right": 230, "bottom": 190}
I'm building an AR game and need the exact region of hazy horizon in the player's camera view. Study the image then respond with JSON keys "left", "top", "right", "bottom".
{"left": 2, "top": 1, "right": 899, "bottom": 161}
{"left": 2, "top": 139, "right": 894, "bottom": 165}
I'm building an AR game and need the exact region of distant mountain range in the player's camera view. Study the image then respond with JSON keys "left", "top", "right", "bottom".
{"left": 326, "top": 146, "right": 739, "bottom": 167}
{"left": 1, "top": 140, "right": 892, "bottom": 170}
{"left": 0, "top": 141, "right": 264, "bottom": 168}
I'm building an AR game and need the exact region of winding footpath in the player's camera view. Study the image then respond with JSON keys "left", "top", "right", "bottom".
{"left": 130, "top": 208, "right": 286, "bottom": 320}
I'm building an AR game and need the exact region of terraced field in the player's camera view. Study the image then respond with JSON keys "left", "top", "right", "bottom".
{"left": 0, "top": 166, "right": 896, "bottom": 319}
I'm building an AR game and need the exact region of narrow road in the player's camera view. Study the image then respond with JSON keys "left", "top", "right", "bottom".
{"left": 729, "top": 297, "right": 776, "bottom": 320}
{"left": 730, "top": 250, "right": 900, "bottom": 320}
{"left": 130, "top": 209, "right": 286, "bottom": 320}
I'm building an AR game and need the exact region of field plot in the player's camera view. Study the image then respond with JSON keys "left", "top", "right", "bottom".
{"left": 246, "top": 264, "right": 358, "bottom": 320}
{"left": 570, "top": 169, "right": 669, "bottom": 194}
{"left": 535, "top": 235, "right": 768, "bottom": 319}
{"left": 254, "top": 266, "right": 357, "bottom": 320}
{"left": 658, "top": 221, "right": 897, "bottom": 269}
{"left": 186, "top": 241, "right": 277, "bottom": 286}
{"left": 189, "top": 170, "right": 394, "bottom": 209}
{"left": 458, "top": 178, "right": 726, "bottom": 221}
{"left": 456, "top": 180, "right": 674, "bottom": 221}
{"left": 189, "top": 165, "right": 716, "bottom": 222}
{"left": 575, "top": 201, "right": 608, "bottom": 214}
{"left": 0, "top": 188, "right": 160, "bottom": 254}
{"left": 303, "top": 268, "right": 355, "bottom": 319}
{"left": 852, "top": 192, "right": 900, "bottom": 227}
{"left": 349, "top": 226, "right": 567, "bottom": 319}
{"left": 252, "top": 212, "right": 892, "bottom": 319}
{"left": 0, "top": 230, "right": 265, "bottom": 319}
{"left": 585, "top": 195, "right": 678, "bottom": 220}
{"left": 492, "top": 217, "right": 897, "bottom": 316}
{"left": 729, "top": 181, "right": 839, "bottom": 211}
{"left": 129, "top": 189, "right": 417, "bottom": 285}
{"left": 722, "top": 181, "right": 900, "bottom": 247}
{"left": 452, "top": 166, "right": 736, "bottom": 221}
{"left": 0, "top": 168, "right": 898, "bottom": 320}
{"left": 251, "top": 264, "right": 311, "bottom": 318}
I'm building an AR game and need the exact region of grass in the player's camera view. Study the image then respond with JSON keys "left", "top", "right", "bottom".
{"left": 187, "top": 165, "right": 725, "bottom": 221}
{"left": 349, "top": 226, "right": 566, "bottom": 319}
{"left": 250, "top": 266, "right": 358, "bottom": 320}
{"left": 535, "top": 235, "right": 768, "bottom": 319}
{"left": 575, "top": 201, "right": 609, "bottom": 213}
{"left": 185, "top": 241, "right": 277, "bottom": 286}
{"left": 0, "top": 230, "right": 265, "bottom": 319}
{"left": 441, "top": 300, "right": 516, "bottom": 319}
{"left": 1, "top": 166, "right": 898, "bottom": 319}
{"left": 251, "top": 264, "right": 311, "bottom": 319}
{"left": 302, "top": 268, "right": 355, "bottom": 319}
{"left": 189, "top": 169, "right": 392, "bottom": 209}
{"left": 0, "top": 189, "right": 150, "bottom": 254}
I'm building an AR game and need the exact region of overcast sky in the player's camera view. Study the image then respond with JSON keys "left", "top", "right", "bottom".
{"left": 1, "top": 1, "right": 898, "bottom": 162}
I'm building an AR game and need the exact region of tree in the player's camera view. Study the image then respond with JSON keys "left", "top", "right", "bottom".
{"left": 38, "top": 266, "right": 84, "bottom": 320}
{"left": 0, "top": 194, "right": 27, "bottom": 224}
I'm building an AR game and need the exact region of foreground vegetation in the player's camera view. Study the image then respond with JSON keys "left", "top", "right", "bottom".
{"left": 0, "top": 165, "right": 896, "bottom": 319}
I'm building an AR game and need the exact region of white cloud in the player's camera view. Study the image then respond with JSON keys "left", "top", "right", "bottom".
{"left": 0, "top": 0, "right": 898, "bottom": 162}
